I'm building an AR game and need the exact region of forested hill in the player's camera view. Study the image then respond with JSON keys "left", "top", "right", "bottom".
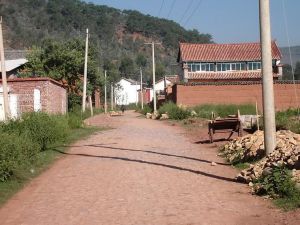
{"left": 0, "top": 0, "right": 212, "bottom": 78}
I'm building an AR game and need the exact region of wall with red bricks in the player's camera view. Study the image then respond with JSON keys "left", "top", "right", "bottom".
{"left": 173, "top": 82, "right": 300, "bottom": 111}
{"left": 6, "top": 78, "right": 67, "bottom": 114}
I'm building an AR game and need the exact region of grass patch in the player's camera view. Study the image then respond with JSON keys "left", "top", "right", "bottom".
{"left": 193, "top": 104, "right": 256, "bottom": 119}
{"left": 275, "top": 109, "right": 300, "bottom": 133}
{"left": 233, "top": 162, "right": 251, "bottom": 170}
{"left": 274, "top": 193, "right": 300, "bottom": 211}
{"left": 0, "top": 125, "right": 103, "bottom": 206}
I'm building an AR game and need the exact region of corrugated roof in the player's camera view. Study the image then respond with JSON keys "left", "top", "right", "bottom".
{"left": 179, "top": 41, "right": 282, "bottom": 62}
{"left": 0, "top": 59, "right": 28, "bottom": 72}
{"left": 187, "top": 71, "right": 278, "bottom": 80}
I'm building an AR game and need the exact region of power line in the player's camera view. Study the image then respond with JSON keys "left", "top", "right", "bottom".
{"left": 281, "top": 0, "right": 299, "bottom": 111}
{"left": 178, "top": 0, "right": 194, "bottom": 24}
{"left": 183, "top": 0, "right": 203, "bottom": 27}
{"left": 167, "top": 0, "right": 177, "bottom": 19}
{"left": 158, "top": 0, "right": 165, "bottom": 17}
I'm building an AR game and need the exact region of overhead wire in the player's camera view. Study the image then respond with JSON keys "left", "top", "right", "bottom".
{"left": 281, "top": 0, "right": 299, "bottom": 113}
{"left": 167, "top": 0, "right": 177, "bottom": 19}
{"left": 183, "top": 0, "right": 203, "bottom": 27}
{"left": 178, "top": 0, "right": 194, "bottom": 24}
{"left": 158, "top": 0, "right": 165, "bottom": 17}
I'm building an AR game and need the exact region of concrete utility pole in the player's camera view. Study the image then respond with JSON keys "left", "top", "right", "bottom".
{"left": 0, "top": 17, "right": 10, "bottom": 120}
{"left": 111, "top": 83, "right": 114, "bottom": 111}
{"left": 104, "top": 70, "right": 107, "bottom": 113}
{"left": 140, "top": 67, "right": 144, "bottom": 109}
{"left": 259, "top": 0, "right": 276, "bottom": 154}
{"left": 145, "top": 42, "right": 161, "bottom": 112}
{"left": 82, "top": 28, "right": 89, "bottom": 112}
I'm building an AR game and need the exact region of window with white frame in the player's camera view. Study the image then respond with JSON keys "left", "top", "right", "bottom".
{"left": 217, "top": 62, "right": 246, "bottom": 71}
{"left": 248, "top": 62, "right": 261, "bottom": 70}
{"left": 187, "top": 62, "right": 215, "bottom": 72}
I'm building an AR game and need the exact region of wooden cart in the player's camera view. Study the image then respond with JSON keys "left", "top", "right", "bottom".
{"left": 208, "top": 118, "right": 242, "bottom": 143}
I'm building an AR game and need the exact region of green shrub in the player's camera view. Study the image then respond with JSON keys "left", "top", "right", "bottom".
{"left": 158, "top": 102, "right": 190, "bottom": 120}
{"left": 254, "top": 167, "right": 299, "bottom": 198}
{"left": 21, "top": 112, "right": 69, "bottom": 151}
{"left": 0, "top": 133, "right": 39, "bottom": 181}
{"left": 193, "top": 104, "right": 256, "bottom": 119}
{"left": 135, "top": 104, "right": 152, "bottom": 115}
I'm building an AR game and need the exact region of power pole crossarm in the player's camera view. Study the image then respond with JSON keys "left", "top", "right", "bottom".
{"left": 259, "top": 0, "right": 276, "bottom": 154}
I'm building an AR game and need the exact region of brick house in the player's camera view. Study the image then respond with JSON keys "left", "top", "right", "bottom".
{"left": 177, "top": 41, "right": 282, "bottom": 83}
{"left": 0, "top": 77, "right": 67, "bottom": 120}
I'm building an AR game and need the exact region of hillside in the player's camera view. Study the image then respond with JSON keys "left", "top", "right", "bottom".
{"left": 0, "top": 0, "right": 212, "bottom": 81}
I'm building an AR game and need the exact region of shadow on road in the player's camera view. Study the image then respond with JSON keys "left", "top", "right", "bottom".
{"left": 52, "top": 148, "right": 238, "bottom": 183}
{"left": 59, "top": 144, "right": 230, "bottom": 166}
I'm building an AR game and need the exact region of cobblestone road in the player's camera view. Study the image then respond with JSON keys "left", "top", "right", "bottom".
{"left": 0, "top": 111, "right": 299, "bottom": 225}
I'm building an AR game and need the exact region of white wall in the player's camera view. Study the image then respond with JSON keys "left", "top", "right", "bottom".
{"left": 115, "top": 79, "right": 139, "bottom": 105}
{"left": 155, "top": 79, "right": 171, "bottom": 92}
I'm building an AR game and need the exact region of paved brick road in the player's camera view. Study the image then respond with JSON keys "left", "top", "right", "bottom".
{"left": 0, "top": 111, "right": 299, "bottom": 225}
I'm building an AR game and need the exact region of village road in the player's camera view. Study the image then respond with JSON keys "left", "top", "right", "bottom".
{"left": 0, "top": 111, "right": 299, "bottom": 225}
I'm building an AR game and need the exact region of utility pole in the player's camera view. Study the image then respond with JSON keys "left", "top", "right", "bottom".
{"left": 140, "top": 67, "right": 144, "bottom": 109}
{"left": 259, "top": 0, "right": 276, "bottom": 154}
{"left": 104, "top": 70, "right": 107, "bottom": 113}
{"left": 0, "top": 17, "right": 10, "bottom": 120}
{"left": 82, "top": 28, "right": 89, "bottom": 112}
{"left": 135, "top": 81, "right": 138, "bottom": 106}
{"left": 145, "top": 42, "right": 161, "bottom": 112}
{"left": 111, "top": 83, "right": 113, "bottom": 111}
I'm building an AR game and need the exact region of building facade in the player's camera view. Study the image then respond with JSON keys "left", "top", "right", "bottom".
{"left": 177, "top": 41, "right": 282, "bottom": 83}
{"left": 0, "top": 77, "right": 67, "bottom": 120}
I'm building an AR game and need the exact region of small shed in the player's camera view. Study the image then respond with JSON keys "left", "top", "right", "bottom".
{"left": 0, "top": 77, "right": 67, "bottom": 120}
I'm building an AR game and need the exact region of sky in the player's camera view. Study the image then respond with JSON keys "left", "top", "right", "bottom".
{"left": 84, "top": 0, "right": 300, "bottom": 47}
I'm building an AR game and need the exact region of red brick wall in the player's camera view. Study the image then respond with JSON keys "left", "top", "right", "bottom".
{"left": 6, "top": 78, "right": 67, "bottom": 114}
{"left": 174, "top": 83, "right": 300, "bottom": 111}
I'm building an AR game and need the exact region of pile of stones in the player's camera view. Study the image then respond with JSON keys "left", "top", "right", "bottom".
{"left": 221, "top": 130, "right": 300, "bottom": 184}
{"left": 220, "top": 130, "right": 265, "bottom": 164}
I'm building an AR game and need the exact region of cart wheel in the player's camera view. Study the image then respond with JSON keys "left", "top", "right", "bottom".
{"left": 209, "top": 128, "right": 213, "bottom": 143}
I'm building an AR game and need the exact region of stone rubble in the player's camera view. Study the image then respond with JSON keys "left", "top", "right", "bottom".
{"left": 220, "top": 130, "right": 300, "bottom": 184}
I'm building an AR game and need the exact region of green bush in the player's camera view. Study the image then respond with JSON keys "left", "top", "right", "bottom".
{"left": 193, "top": 104, "right": 256, "bottom": 119}
{"left": 0, "top": 133, "right": 39, "bottom": 181}
{"left": 158, "top": 102, "right": 190, "bottom": 120}
{"left": 254, "top": 167, "right": 299, "bottom": 198}
{"left": 21, "top": 113, "right": 69, "bottom": 151}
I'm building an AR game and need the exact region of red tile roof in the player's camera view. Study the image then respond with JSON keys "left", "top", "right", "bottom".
{"left": 179, "top": 41, "right": 282, "bottom": 62}
{"left": 187, "top": 71, "right": 279, "bottom": 80}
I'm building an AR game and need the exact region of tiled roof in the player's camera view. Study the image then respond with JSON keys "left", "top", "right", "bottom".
{"left": 179, "top": 41, "right": 282, "bottom": 62}
{"left": 187, "top": 71, "right": 279, "bottom": 80}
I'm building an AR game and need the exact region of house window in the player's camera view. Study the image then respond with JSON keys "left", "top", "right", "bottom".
{"left": 187, "top": 62, "right": 215, "bottom": 72}
{"left": 248, "top": 62, "right": 261, "bottom": 70}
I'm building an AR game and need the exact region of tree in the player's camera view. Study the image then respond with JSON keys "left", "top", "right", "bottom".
{"left": 295, "top": 61, "right": 300, "bottom": 80}
{"left": 119, "top": 56, "right": 134, "bottom": 77}
{"left": 135, "top": 53, "right": 147, "bottom": 68}
{"left": 282, "top": 64, "right": 293, "bottom": 80}
{"left": 21, "top": 38, "right": 100, "bottom": 94}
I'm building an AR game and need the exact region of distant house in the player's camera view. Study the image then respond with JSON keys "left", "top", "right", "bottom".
{"left": 0, "top": 77, "right": 67, "bottom": 120}
{"left": 0, "top": 58, "right": 28, "bottom": 78}
{"left": 155, "top": 75, "right": 180, "bottom": 94}
{"left": 115, "top": 78, "right": 140, "bottom": 105}
{"left": 177, "top": 41, "right": 282, "bottom": 83}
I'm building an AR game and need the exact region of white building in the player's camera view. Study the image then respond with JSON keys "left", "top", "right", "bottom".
{"left": 115, "top": 78, "right": 140, "bottom": 105}
{"left": 154, "top": 75, "right": 179, "bottom": 94}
